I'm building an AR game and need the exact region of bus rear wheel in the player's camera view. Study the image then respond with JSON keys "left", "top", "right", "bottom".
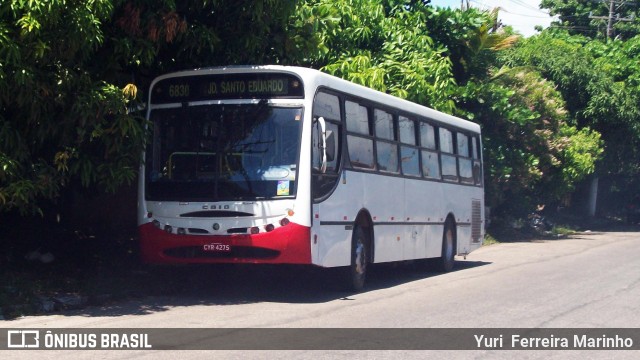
{"left": 433, "top": 220, "right": 455, "bottom": 272}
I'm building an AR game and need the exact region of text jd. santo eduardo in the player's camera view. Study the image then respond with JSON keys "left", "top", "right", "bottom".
{"left": 7, "top": 330, "right": 151, "bottom": 349}
{"left": 475, "top": 333, "right": 634, "bottom": 349}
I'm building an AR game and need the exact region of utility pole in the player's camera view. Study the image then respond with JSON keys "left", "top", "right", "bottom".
{"left": 607, "top": 0, "right": 616, "bottom": 38}
{"left": 589, "top": 0, "right": 634, "bottom": 40}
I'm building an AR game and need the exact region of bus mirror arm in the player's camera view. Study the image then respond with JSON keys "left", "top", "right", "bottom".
{"left": 318, "top": 117, "right": 328, "bottom": 173}
{"left": 325, "top": 130, "right": 335, "bottom": 162}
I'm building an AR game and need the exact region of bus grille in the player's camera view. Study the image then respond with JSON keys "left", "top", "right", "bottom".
{"left": 164, "top": 246, "right": 280, "bottom": 259}
{"left": 471, "top": 199, "right": 482, "bottom": 243}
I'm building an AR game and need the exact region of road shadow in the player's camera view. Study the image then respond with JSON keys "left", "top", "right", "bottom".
{"left": 1, "top": 223, "right": 494, "bottom": 320}
{"left": 4, "top": 259, "right": 492, "bottom": 319}
{"left": 359, "top": 259, "right": 490, "bottom": 293}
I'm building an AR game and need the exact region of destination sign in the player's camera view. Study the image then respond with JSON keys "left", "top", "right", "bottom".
{"left": 151, "top": 73, "right": 304, "bottom": 103}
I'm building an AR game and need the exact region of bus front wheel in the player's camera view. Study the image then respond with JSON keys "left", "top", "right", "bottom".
{"left": 346, "top": 226, "right": 369, "bottom": 291}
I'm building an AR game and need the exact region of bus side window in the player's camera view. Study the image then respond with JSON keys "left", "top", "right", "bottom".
{"left": 374, "top": 109, "right": 398, "bottom": 173}
{"left": 345, "top": 101, "right": 374, "bottom": 169}
{"left": 420, "top": 122, "right": 437, "bottom": 150}
{"left": 457, "top": 132, "right": 474, "bottom": 184}
{"left": 422, "top": 149, "right": 440, "bottom": 179}
{"left": 345, "top": 101, "right": 370, "bottom": 135}
{"left": 399, "top": 116, "right": 416, "bottom": 145}
{"left": 314, "top": 92, "right": 341, "bottom": 120}
{"left": 374, "top": 109, "right": 394, "bottom": 141}
{"left": 347, "top": 135, "right": 374, "bottom": 169}
{"left": 439, "top": 127, "right": 458, "bottom": 182}
{"left": 420, "top": 122, "right": 440, "bottom": 180}
{"left": 399, "top": 116, "right": 420, "bottom": 177}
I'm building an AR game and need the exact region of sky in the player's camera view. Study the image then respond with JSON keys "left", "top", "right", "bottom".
{"left": 429, "top": 0, "right": 558, "bottom": 37}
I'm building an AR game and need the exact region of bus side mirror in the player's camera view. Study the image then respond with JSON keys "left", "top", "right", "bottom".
{"left": 325, "top": 130, "right": 335, "bottom": 162}
{"left": 317, "top": 117, "right": 327, "bottom": 173}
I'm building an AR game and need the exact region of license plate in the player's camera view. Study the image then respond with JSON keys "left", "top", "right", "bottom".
{"left": 203, "top": 243, "right": 231, "bottom": 252}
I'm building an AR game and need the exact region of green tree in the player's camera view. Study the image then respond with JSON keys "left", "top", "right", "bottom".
{"left": 585, "top": 35, "right": 640, "bottom": 177}
{"left": 0, "top": 0, "right": 146, "bottom": 215}
{"left": 423, "top": 7, "right": 604, "bottom": 215}
{"left": 425, "top": 7, "right": 518, "bottom": 83}
{"left": 294, "top": 0, "right": 458, "bottom": 112}
{"left": 290, "top": 2, "right": 604, "bottom": 216}
{"left": 499, "top": 31, "right": 640, "bottom": 180}
{"left": 460, "top": 70, "right": 602, "bottom": 214}
{"left": 106, "top": 0, "right": 298, "bottom": 73}
{"left": 0, "top": 0, "right": 300, "bottom": 215}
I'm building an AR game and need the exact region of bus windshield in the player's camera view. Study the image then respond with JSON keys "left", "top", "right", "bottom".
{"left": 146, "top": 103, "right": 303, "bottom": 201}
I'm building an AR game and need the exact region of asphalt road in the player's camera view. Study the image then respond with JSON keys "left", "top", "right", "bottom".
{"left": 2, "top": 230, "right": 639, "bottom": 359}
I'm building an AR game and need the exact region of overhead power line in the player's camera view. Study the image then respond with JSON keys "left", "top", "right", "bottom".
{"left": 468, "top": 0, "right": 553, "bottom": 16}
{"left": 509, "top": 0, "right": 547, "bottom": 13}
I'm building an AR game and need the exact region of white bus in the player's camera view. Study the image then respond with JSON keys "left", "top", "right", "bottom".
{"left": 138, "top": 65, "right": 484, "bottom": 290}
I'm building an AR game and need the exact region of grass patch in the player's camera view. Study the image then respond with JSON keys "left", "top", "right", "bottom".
{"left": 483, "top": 233, "right": 501, "bottom": 246}
{"left": 550, "top": 225, "right": 578, "bottom": 237}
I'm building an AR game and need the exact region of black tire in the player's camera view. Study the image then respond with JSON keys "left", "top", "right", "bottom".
{"left": 346, "top": 226, "right": 369, "bottom": 291}
{"left": 434, "top": 220, "right": 455, "bottom": 272}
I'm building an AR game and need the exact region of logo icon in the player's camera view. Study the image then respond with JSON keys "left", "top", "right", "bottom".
{"left": 7, "top": 330, "right": 40, "bottom": 348}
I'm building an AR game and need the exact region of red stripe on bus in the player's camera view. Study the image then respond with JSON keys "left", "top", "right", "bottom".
{"left": 139, "top": 222, "right": 311, "bottom": 265}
